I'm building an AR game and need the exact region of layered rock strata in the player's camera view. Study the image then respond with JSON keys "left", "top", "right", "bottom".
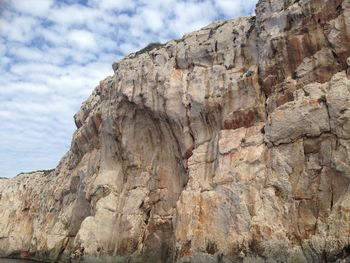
{"left": 1, "top": 0, "right": 350, "bottom": 262}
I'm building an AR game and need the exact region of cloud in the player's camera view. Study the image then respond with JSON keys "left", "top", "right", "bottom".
{"left": 0, "top": 41, "right": 6, "bottom": 56}
{"left": 0, "top": 14, "right": 39, "bottom": 43}
{"left": 10, "top": 62, "right": 63, "bottom": 76}
{"left": 9, "top": 0, "right": 54, "bottom": 17}
{"left": 9, "top": 46, "right": 44, "bottom": 61}
{"left": 141, "top": 8, "right": 164, "bottom": 32}
{"left": 0, "top": 0, "right": 258, "bottom": 178}
{"left": 0, "top": 82, "right": 49, "bottom": 95}
{"left": 215, "top": 0, "right": 258, "bottom": 16}
{"left": 49, "top": 4, "right": 100, "bottom": 27}
{"left": 68, "top": 29, "right": 97, "bottom": 51}
{"left": 89, "top": 0, "right": 136, "bottom": 11}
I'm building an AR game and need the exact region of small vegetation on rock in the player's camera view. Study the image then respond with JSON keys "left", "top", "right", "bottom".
{"left": 18, "top": 169, "right": 54, "bottom": 176}
{"left": 135, "top": 42, "right": 163, "bottom": 55}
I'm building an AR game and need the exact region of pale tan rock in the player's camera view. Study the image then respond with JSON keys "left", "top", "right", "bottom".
{"left": 265, "top": 97, "right": 330, "bottom": 145}
{"left": 218, "top": 128, "right": 246, "bottom": 155}
{"left": 327, "top": 72, "right": 350, "bottom": 139}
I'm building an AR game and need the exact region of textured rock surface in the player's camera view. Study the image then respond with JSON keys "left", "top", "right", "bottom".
{"left": 1, "top": 0, "right": 350, "bottom": 262}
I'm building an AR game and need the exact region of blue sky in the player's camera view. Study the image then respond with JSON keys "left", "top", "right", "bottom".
{"left": 0, "top": 0, "right": 257, "bottom": 178}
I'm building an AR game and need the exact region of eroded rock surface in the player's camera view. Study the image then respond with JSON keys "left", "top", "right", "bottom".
{"left": 1, "top": 0, "right": 350, "bottom": 262}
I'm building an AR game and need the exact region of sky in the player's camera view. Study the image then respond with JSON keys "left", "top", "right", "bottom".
{"left": 0, "top": 0, "right": 258, "bottom": 178}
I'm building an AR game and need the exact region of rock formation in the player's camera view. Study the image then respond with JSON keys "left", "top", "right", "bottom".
{"left": 1, "top": 0, "right": 350, "bottom": 262}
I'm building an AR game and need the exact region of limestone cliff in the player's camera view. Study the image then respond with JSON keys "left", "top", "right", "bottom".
{"left": 1, "top": 0, "right": 350, "bottom": 262}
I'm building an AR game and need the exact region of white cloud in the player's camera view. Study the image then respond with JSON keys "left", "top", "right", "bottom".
{"left": 141, "top": 8, "right": 164, "bottom": 32}
{"left": 215, "top": 0, "right": 241, "bottom": 17}
{"left": 166, "top": 1, "right": 219, "bottom": 36}
{"left": 0, "top": 41, "right": 6, "bottom": 56}
{"left": 0, "top": 14, "right": 39, "bottom": 42}
{"left": 89, "top": 0, "right": 136, "bottom": 11}
{"left": 10, "top": 62, "right": 63, "bottom": 76}
{"left": 9, "top": 0, "right": 54, "bottom": 16}
{"left": 68, "top": 29, "right": 97, "bottom": 51}
{"left": 215, "top": 0, "right": 257, "bottom": 17}
{"left": 0, "top": 82, "right": 49, "bottom": 95}
{"left": 49, "top": 4, "right": 99, "bottom": 27}
{"left": 9, "top": 46, "right": 44, "bottom": 61}
{"left": 119, "top": 42, "right": 139, "bottom": 55}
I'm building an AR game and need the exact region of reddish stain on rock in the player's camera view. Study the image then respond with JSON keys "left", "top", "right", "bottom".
{"left": 275, "top": 91, "right": 294, "bottom": 108}
{"left": 224, "top": 109, "right": 256, "bottom": 130}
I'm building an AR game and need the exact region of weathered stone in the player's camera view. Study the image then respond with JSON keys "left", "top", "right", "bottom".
{"left": 1, "top": 0, "right": 350, "bottom": 262}
{"left": 265, "top": 97, "right": 330, "bottom": 145}
{"left": 327, "top": 72, "right": 350, "bottom": 139}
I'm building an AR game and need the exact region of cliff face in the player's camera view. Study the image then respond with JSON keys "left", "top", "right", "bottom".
{"left": 1, "top": 0, "right": 350, "bottom": 262}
